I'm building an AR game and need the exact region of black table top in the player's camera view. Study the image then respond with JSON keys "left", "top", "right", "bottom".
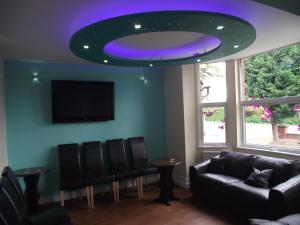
{"left": 14, "top": 167, "right": 49, "bottom": 177}
{"left": 151, "top": 159, "right": 182, "bottom": 167}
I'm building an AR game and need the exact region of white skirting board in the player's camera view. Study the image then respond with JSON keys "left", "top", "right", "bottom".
{"left": 39, "top": 175, "right": 159, "bottom": 205}
{"left": 173, "top": 173, "right": 190, "bottom": 189}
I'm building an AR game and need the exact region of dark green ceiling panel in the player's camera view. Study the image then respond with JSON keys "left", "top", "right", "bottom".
{"left": 70, "top": 11, "right": 256, "bottom": 67}
{"left": 253, "top": 0, "right": 300, "bottom": 16}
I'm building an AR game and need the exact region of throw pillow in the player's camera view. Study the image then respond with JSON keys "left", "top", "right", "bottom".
{"left": 249, "top": 219, "right": 288, "bottom": 225}
{"left": 208, "top": 157, "right": 227, "bottom": 174}
{"left": 220, "top": 151, "right": 255, "bottom": 180}
{"left": 245, "top": 167, "right": 273, "bottom": 188}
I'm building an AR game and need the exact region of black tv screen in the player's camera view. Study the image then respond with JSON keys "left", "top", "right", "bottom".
{"left": 52, "top": 80, "right": 114, "bottom": 123}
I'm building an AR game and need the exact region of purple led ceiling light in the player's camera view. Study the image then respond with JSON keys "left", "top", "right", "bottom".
{"left": 104, "top": 32, "right": 221, "bottom": 61}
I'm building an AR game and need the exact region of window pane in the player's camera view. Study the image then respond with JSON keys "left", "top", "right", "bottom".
{"left": 241, "top": 43, "right": 300, "bottom": 101}
{"left": 199, "top": 62, "right": 226, "bottom": 103}
{"left": 244, "top": 103, "right": 300, "bottom": 150}
{"left": 203, "top": 107, "right": 226, "bottom": 143}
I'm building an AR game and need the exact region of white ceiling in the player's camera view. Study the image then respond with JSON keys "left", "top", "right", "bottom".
{"left": 0, "top": 0, "right": 300, "bottom": 65}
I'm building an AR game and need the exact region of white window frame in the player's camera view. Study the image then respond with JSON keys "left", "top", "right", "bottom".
{"left": 196, "top": 63, "right": 229, "bottom": 147}
{"left": 239, "top": 59, "right": 300, "bottom": 153}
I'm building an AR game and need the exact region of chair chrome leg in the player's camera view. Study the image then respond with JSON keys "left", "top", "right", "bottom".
{"left": 139, "top": 177, "right": 143, "bottom": 197}
{"left": 86, "top": 187, "right": 91, "bottom": 209}
{"left": 90, "top": 186, "right": 94, "bottom": 209}
{"left": 60, "top": 191, "right": 64, "bottom": 207}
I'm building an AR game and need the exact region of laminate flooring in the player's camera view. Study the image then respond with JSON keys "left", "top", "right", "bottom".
{"left": 59, "top": 185, "right": 248, "bottom": 225}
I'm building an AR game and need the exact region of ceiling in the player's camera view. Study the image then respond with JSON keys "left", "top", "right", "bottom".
{"left": 0, "top": 0, "right": 300, "bottom": 66}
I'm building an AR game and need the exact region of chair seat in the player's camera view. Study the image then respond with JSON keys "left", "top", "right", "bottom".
{"left": 89, "top": 175, "right": 116, "bottom": 185}
{"left": 116, "top": 170, "right": 140, "bottom": 180}
{"left": 138, "top": 167, "right": 158, "bottom": 176}
{"left": 29, "top": 207, "right": 72, "bottom": 225}
{"left": 60, "top": 178, "right": 88, "bottom": 191}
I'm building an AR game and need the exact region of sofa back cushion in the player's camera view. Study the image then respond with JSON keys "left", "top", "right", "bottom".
{"left": 253, "top": 155, "right": 292, "bottom": 187}
{"left": 220, "top": 151, "right": 255, "bottom": 180}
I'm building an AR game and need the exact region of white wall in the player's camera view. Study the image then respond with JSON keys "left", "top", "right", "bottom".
{"left": 0, "top": 57, "right": 7, "bottom": 171}
{"left": 181, "top": 65, "right": 198, "bottom": 178}
{"left": 164, "top": 66, "right": 186, "bottom": 184}
{"left": 164, "top": 64, "right": 198, "bottom": 188}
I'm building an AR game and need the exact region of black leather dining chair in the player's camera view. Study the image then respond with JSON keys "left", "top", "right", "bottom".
{"left": 58, "top": 143, "right": 91, "bottom": 208}
{"left": 82, "top": 141, "right": 117, "bottom": 207}
{"left": 0, "top": 178, "right": 24, "bottom": 225}
{"left": 128, "top": 137, "right": 158, "bottom": 197}
{"left": 1, "top": 166, "right": 27, "bottom": 214}
{"left": 107, "top": 139, "right": 141, "bottom": 202}
{"left": 0, "top": 170, "right": 73, "bottom": 225}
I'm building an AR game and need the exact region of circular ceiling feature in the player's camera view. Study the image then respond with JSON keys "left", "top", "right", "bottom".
{"left": 70, "top": 11, "right": 256, "bottom": 67}
{"left": 104, "top": 31, "right": 221, "bottom": 61}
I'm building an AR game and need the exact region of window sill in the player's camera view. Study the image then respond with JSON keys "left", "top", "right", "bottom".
{"left": 197, "top": 145, "right": 231, "bottom": 149}
{"left": 238, "top": 145, "right": 300, "bottom": 158}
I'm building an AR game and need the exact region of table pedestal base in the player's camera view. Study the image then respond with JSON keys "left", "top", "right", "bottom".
{"left": 24, "top": 174, "right": 40, "bottom": 214}
{"left": 155, "top": 166, "right": 179, "bottom": 206}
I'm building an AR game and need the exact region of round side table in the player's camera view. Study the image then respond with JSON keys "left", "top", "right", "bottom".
{"left": 151, "top": 159, "right": 182, "bottom": 206}
{"left": 15, "top": 167, "right": 49, "bottom": 214}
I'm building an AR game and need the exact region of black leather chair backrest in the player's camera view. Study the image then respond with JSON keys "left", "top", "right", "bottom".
{"left": 128, "top": 137, "right": 148, "bottom": 170}
{"left": 0, "top": 178, "right": 24, "bottom": 225}
{"left": 58, "top": 144, "right": 82, "bottom": 180}
{"left": 83, "top": 141, "right": 105, "bottom": 179}
{"left": 107, "top": 139, "right": 128, "bottom": 174}
{"left": 1, "top": 166, "right": 27, "bottom": 213}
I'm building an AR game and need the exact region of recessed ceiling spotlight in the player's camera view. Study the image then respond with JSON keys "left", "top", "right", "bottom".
{"left": 104, "top": 59, "right": 108, "bottom": 63}
{"left": 32, "top": 72, "right": 38, "bottom": 76}
{"left": 216, "top": 25, "right": 224, "bottom": 30}
{"left": 134, "top": 24, "right": 142, "bottom": 30}
{"left": 197, "top": 59, "right": 201, "bottom": 62}
{"left": 233, "top": 44, "right": 239, "bottom": 49}
{"left": 83, "top": 45, "right": 89, "bottom": 49}
{"left": 149, "top": 64, "right": 153, "bottom": 67}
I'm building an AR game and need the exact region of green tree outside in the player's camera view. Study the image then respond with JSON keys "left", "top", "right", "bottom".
{"left": 244, "top": 43, "right": 300, "bottom": 141}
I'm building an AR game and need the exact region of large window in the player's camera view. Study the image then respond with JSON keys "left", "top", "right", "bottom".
{"left": 198, "top": 62, "right": 227, "bottom": 146}
{"left": 240, "top": 43, "right": 300, "bottom": 152}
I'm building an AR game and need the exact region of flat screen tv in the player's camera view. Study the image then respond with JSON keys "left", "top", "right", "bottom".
{"left": 52, "top": 80, "right": 114, "bottom": 123}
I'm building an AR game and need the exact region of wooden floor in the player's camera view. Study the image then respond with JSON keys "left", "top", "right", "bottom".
{"left": 63, "top": 185, "right": 248, "bottom": 225}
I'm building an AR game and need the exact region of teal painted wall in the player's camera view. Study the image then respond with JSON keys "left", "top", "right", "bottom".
{"left": 4, "top": 61, "right": 166, "bottom": 197}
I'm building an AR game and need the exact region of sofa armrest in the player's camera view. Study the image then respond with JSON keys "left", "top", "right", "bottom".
{"left": 269, "top": 174, "right": 300, "bottom": 216}
{"left": 189, "top": 160, "right": 210, "bottom": 178}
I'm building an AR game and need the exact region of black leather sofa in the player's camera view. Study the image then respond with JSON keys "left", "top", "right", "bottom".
{"left": 190, "top": 151, "right": 300, "bottom": 219}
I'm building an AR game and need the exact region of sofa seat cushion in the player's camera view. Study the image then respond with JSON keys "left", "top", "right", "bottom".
{"left": 197, "top": 173, "right": 241, "bottom": 184}
{"left": 220, "top": 151, "right": 255, "bottom": 180}
{"left": 226, "top": 181, "right": 269, "bottom": 210}
{"left": 194, "top": 173, "right": 240, "bottom": 196}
